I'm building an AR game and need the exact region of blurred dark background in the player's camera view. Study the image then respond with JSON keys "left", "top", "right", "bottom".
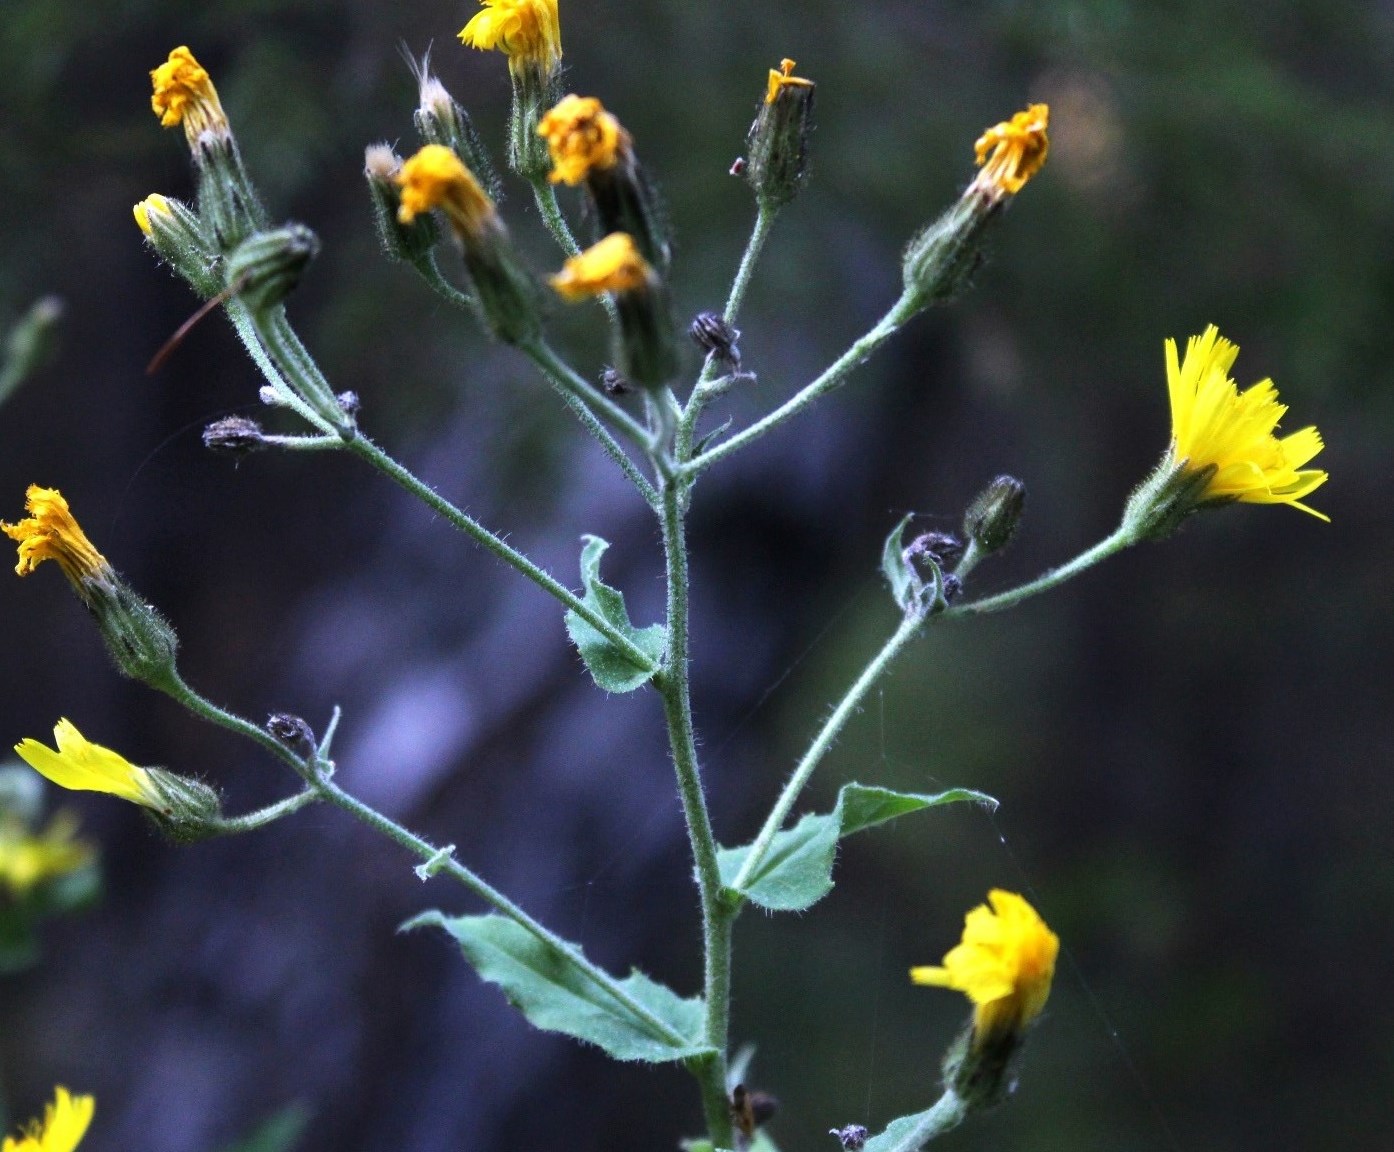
{"left": 1, "top": 1, "right": 1391, "bottom": 1150}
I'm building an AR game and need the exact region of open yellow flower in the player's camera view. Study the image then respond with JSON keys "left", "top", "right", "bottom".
{"left": 150, "top": 46, "right": 229, "bottom": 145}
{"left": 2, "top": 486, "right": 112, "bottom": 592}
{"left": 911, "top": 889, "right": 1058, "bottom": 1047}
{"left": 550, "top": 233, "right": 652, "bottom": 301}
{"left": 1, "top": 1087, "right": 94, "bottom": 1152}
{"left": 0, "top": 812, "right": 93, "bottom": 899}
{"left": 15, "top": 720, "right": 163, "bottom": 810}
{"left": 395, "top": 145, "right": 498, "bottom": 238}
{"left": 537, "top": 95, "right": 627, "bottom": 186}
{"left": 970, "top": 104, "right": 1049, "bottom": 200}
{"left": 765, "top": 58, "right": 814, "bottom": 105}
{"left": 1166, "top": 325, "right": 1328, "bottom": 519}
{"left": 459, "top": 0, "right": 562, "bottom": 79}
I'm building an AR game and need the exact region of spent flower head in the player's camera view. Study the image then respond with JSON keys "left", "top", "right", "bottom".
{"left": 150, "top": 46, "right": 229, "bottom": 146}
{"left": 395, "top": 144, "right": 499, "bottom": 238}
{"left": 459, "top": 0, "right": 562, "bottom": 80}
{"left": 550, "top": 233, "right": 652, "bottom": 300}
{"left": 911, "top": 889, "right": 1058, "bottom": 1048}
{"left": 538, "top": 95, "right": 627, "bottom": 186}
{"left": 2, "top": 486, "right": 113, "bottom": 597}
{"left": 1165, "top": 325, "right": 1327, "bottom": 518}
{"left": 0, "top": 1088, "right": 93, "bottom": 1152}
{"left": 0, "top": 812, "right": 93, "bottom": 900}
{"left": 969, "top": 103, "right": 1050, "bottom": 202}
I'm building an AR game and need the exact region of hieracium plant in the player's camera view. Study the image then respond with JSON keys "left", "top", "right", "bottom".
{"left": 2, "top": 2, "right": 1329, "bottom": 1150}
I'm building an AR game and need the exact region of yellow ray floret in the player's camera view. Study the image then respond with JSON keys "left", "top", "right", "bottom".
{"left": 537, "top": 95, "right": 626, "bottom": 186}
{"left": 15, "top": 720, "right": 163, "bottom": 810}
{"left": 459, "top": 0, "right": 562, "bottom": 79}
{"left": 766, "top": 58, "right": 814, "bottom": 105}
{"left": 911, "top": 889, "right": 1058, "bottom": 1046}
{"left": 550, "top": 233, "right": 652, "bottom": 300}
{"left": 971, "top": 103, "right": 1050, "bottom": 198}
{"left": 395, "top": 145, "right": 497, "bottom": 237}
{"left": 2, "top": 486, "right": 111, "bottom": 587}
{"left": 1166, "top": 325, "right": 1328, "bottom": 519}
{"left": 149, "top": 46, "right": 228, "bottom": 142}
{"left": 0, "top": 812, "right": 92, "bottom": 898}
{"left": 1, "top": 1087, "right": 94, "bottom": 1152}
{"left": 133, "top": 194, "right": 173, "bottom": 238}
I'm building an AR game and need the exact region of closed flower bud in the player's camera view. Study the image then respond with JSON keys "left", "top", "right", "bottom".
{"left": 202, "top": 415, "right": 268, "bottom": 455}
{"left": 963, "top": 475, "right": 1026, "bottom": 555}
{"left": 225, "top": 225, "right": 321, "bottom": 315}
{"left": 743, "top": 59, "right": 815, "bottom": 210}
{"left": 133, "top": 194, "right": 221, "bottom": 298}
{"left": 412, "top": 66, "right": 501, "bottom": 202}
{"left": 689, "top": 311, "right": 741, "bottom": 370}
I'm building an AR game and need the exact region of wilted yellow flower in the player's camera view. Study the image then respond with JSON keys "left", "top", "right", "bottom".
{"left": 765, "top": 58, "right": 813, "bottom": 105}
{"left": 550, "top": 233, "right": 652, "bottom": 301}
{"left": 1, "top": 1087, "right": 94, "bottom": 1152}
{"left": 970, "top": 104, "right": 1049, "bottom": 200}
{"left": 2, "top": 486, "right": 112, "bottom": 591}
{"left": 15, "top": 720, "right": 163, "bottom": 810}
{"left": 133, "top": 194, "right": 173, "bottom": 238}
{"left": 911, "top": 889, "right": 1058, "bottom": 1047}
{"left": 459, "top": 0, "right": 562, "bottom": 79}
{"left": 1166, "top": 325, "right": 1328, "bottom": 519}
{"left": 395, "top": 145, "right": 498, "bottom": 238}
{"left": 150, "top": 46, "right": 229, "bottom": 145}
{"left": 0, "top": 812, "right": 92, "bottom": 899}
{"left": 537, "top": 95, "right": 627, "bottom": 186}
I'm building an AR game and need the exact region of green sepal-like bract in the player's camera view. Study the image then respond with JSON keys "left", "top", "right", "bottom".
{"left": 717, "top": 782, "right": 996, "bottom": 913}
{"left": 405, "top": 911, "right": 714, "bottom": 1063}
{"left": 564, "top": 535, "right": 666, "bottom": 692}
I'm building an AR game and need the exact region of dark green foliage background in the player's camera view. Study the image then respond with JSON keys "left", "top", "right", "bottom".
{"left": 0, "top": 2, "right": 1390, "bottom": 1150}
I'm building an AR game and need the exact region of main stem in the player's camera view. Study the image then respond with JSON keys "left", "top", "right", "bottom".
{"left": 658, "top": 478, "right": 734, "bottom": 1148}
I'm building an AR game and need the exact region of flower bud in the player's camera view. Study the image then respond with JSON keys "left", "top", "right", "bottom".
{"left": 412, "top": 68, "right": 501, "bottom": 201}
{"left": 743, "top": 59, "right": 815, "bottom": 210}
{"left": 134, "top": 194, "right": 221, "bottom": 298}
{"left": 226, "top": 225, "right": 320, "bottom": 315}
{"left": 0, "top": 296, "right": 64, "bottom": 407}
{"left": 689, "top": 311, "right": 741, "bottom": 370}
{"left": 962, "top": 475, "right": 1026, "bottom": 555}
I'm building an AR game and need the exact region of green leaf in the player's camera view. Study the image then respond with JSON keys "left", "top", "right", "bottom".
{"left": 216, "top": 1105, "right": 312, "bottom": 1152}
{"left": 406, "top": 911, "right": 713, "bottom": 1063}
{"left": 718, "top": 783, "right": 996, "bottom": 912}
{"left": 881, "top": 514, "right": 919, "bottom": 611}
{"left": 564, "top": 535, "right": 666, "bottom": 693}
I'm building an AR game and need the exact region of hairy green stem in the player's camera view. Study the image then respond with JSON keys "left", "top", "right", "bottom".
{"left": 730, "top": 609, "right": 925, "bottom": 893}
{"left": 943, "top": 524, "right": 1137, "bottom": 619}
{"left": 210, "top": 788, "right": 320, "bottom": 834}
{"left": 529, "top": 178, "right": 620, "bottom": 327}
{"left": 224, "top": 302, "right": 335, "bottom": 432}
{"left": 162, "top": 673, "right": 689, "bottom": 1049}
{"left": 344, "top": 434, "right": 657, "bottom": 669}
{"left": 683, "top": 288, "right": 920, "bottom": 478}
{"left": 658, "top": 479, "right": 734, "bottom": 1148}
{"left": 874, "top": 1089, "right": 970, "bottom": 1152}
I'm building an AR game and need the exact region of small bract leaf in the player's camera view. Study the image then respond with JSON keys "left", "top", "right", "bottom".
{"left": 881, "top": 514, "right": 920, "bottom": 613}
{"left": 406, "top": 911, "right": 712, "bottom": 1063}
{"left": 564, "top": 535, "right": 666, "bottom": 693}
{"left": 718, "top": 783, "right": 995, "bottom": 913}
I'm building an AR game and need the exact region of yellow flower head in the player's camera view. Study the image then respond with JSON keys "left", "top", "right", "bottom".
{"left": 15, "top": 720, "right": 163, "bottom": 810}
{"left": 150, "top": 46, "right": 229, "bottom": 144}
{"left": 133, "top": 194, "right": 173, "bottom": 238}
{"left": 1, "top": 1087, "right": 94, "bottom": 1152}
{"left": 550, "top": 233, "right": 652, "bottom": 301}
{"left": 970, "top": 103, "right": 1050, "bottom": 200}
{"left": 459, "top": 0, "right": 563, "bottom": 79}
{"left": 538, "top": 95, "right": 628, "bottom": 186}
{"left": 1165, "top": 325, "right": 1328, "bottom": 519}
{"left": 911, "top": 889, "right": 1058, "bottom": 1046}
{"left": 0, "top": 812, "right": 93, "bottom": 900}
{"left": 2, "top": 486, "right": 112, "bottom": 592}
{"left": 766, "top": 58, "right": 814, "bottom": 105}
{"left": 395, "top": 145, "right": 498, "bottom": 238}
